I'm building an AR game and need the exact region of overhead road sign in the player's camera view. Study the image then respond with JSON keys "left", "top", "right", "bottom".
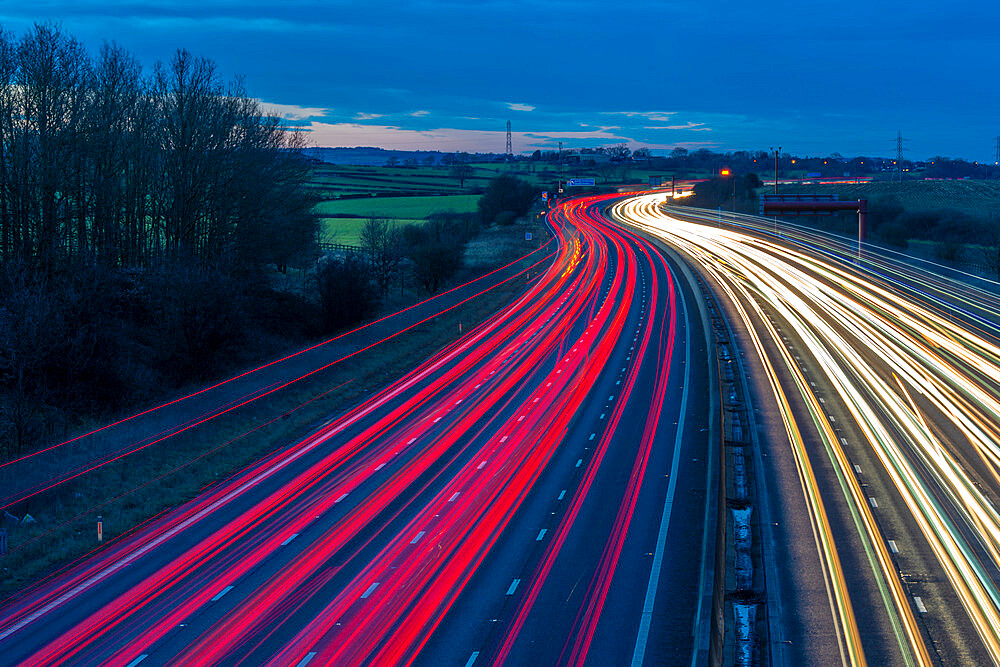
{"left": 567, "top": 178, "right": 595, "bottom": 187}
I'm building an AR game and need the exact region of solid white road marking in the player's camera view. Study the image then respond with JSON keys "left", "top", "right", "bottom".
{"left": 633, "top": 273, "right": 691, "bottom": 667}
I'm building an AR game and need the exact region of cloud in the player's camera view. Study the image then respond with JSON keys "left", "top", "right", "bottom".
{"left": 602, "top": 111, "right": 676, "bottom": 122}
{"left": 301, "top": 121, "right": 640, "bottom": 152}
{"left": 643, "top": 121, "right": 710, "bottom": 131}
{"left": 258, "top": 101, "right": 330, "bottom": 121}
{"left": 409, "top": 110, "right": 430, "bottom": 117}
{"left": 506, "top": 102, "right": 535, "bottom": 112}
{"left": 354, "top": 112, "right": 384, "bottom": 120}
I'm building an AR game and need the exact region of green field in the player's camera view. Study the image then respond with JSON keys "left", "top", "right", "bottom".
{"left": 317, "top": 194, "right": 481, "bottom": 244}
{"left": 315, "top": 194, "right": 480, "bottom": 219}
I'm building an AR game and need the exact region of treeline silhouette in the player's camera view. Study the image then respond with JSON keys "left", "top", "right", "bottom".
{"left": 0, "top": 24, "right": 319, "bottom": 458}
{"left": 0, "top": 24, "right": 316, "bottom": 271}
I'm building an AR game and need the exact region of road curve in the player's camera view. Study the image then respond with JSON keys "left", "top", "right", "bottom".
{"left": 0, "top": 195, "right": 711, "bottom": 666}
{"left": 615, "top": 193, "right": 1000, "bottom": 666}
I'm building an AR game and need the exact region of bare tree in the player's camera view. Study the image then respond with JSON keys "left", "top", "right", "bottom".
{"left": 360, "top": 216, "right": 400, "bottom": 297}
{"left": 449, "top": 163, "right": 474, "bottom": 188}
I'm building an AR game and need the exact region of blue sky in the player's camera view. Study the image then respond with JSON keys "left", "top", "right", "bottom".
{"left": 2, "top": 1, "right": 997, "bottom": 160}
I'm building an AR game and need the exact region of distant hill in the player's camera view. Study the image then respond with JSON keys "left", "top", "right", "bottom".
{"left": 301, "top": 147, "right": 505, "bottom": 167}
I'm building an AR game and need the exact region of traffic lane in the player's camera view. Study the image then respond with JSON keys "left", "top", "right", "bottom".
{"left": 584, "top": 247, "right": 707, "bottom": 667}
{"left": 786, "top": 288, "right": 994, "bottom": 665}
{"left": 748, "top": 240, "right": 995, "bottom": 665}
{"left": 477, "top": 239, "right": 683, "bottom": 666}
{"left": 413, "top": 232, "right": 662, "bottom": 665}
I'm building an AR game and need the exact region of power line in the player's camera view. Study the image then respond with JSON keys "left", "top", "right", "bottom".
{"left": 895, "top": 130, "right": 907, "bottom": 181}
{"left": 505, "top": 120, "right": 512, "bottom": 160}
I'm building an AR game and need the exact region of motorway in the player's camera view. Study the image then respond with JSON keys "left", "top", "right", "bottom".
{"left": 615, "top": 194, "right": 1000, "bottom": 665}
{"left": 0, "top": 196, "right": 712, "bottom": 666}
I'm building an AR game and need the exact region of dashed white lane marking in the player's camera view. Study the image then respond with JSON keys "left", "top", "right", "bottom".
{"left": 576, "top": 459, "right": 583, "bottom": 468}
{"left": 888, "top": 540, "right": 899, "bottom": 554}
{"left": 433, "top": 417, "right": 441, "bottom": 423}
{"left": 464, "top": 652, "right": 480, "bottom": 667}
{"left": 500, "top": 436, "right": 508, "bottom": 443}
{"left": 361, "top": 583, "right": 380, "bottom": 599}
{"left": 407, "top": 437, "right": 417, "bottom": 445}
{"left": 517, "top": 416, "right": 525, "bottom": 422}
{"left": 609, "top": 395, "right": 615, "bottom": 401}
{"left": 841, "top": 437, "right": 848, "bottom": 446}
{"left": 125, "top": 655, "right": 148, "bottom": 667}
{"left": 374, "top": 463, "right": 386, "bottom": 472}
{"left": 506, "top": 579, "right": 521, "bottom": 595}
{"left": 854, "top": 464, "right": 862, "bottom": 474}
{"left": 281, "top": 533, "right": 299, "bottom": 546}
{"left": 449, "top": 492, "right": 461, "bottom": 502}
{"left": 211, "top": 585, "right": 234, "bottom": 602}
{"left": 335, "top": 493, "right": 348, "bottom": 503}
{"left": 410, "top": 531, "right": 425, "bottom": 544}
{"left": 600, "top": 413, "right": 606, "bottom": 419}
{"left": 868, "top": 497, "right": 878, "bottom": 508}
{"left": 477, "top": 460, "right": 488, "bottom": 470}
{"left": 558, "top": 490, "right": 566, "bottom": 500}
{"left": 914, "top": 596, "right": 927, "bottom": 613}
{"left": 536, "top": 529, "right": 547, "bottom": 541}
{"left": 296, "top": 652, "right": 317, "bottom": 667}
{"left": 589, "top": 433, "right": 596, "bottom": 441}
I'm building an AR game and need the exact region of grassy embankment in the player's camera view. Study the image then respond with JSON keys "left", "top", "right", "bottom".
{"left": 770, "top": 180, "right": 1000, "bottom": 270}
{"left": 1, "top": 169, "right": 551, "bottom": 600}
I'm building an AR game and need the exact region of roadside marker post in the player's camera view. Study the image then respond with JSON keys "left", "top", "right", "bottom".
{"left": 98, "top": 516, "right": 103, "bottom": 543}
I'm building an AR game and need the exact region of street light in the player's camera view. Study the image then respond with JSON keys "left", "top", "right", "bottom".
{"left": 769, "top": 146, "right": 781, "bottom": 194}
